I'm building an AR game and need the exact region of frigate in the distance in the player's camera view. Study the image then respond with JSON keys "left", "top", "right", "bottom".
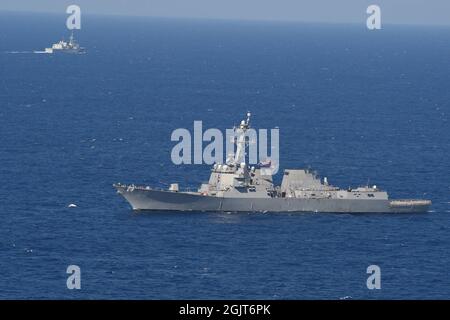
{"left": 114, "top": 113, "right": 431, "bottom": 213}
{"left": 41, "top": 31, "right": 85, "bottom": 54}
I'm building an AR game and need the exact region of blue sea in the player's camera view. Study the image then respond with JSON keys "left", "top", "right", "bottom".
{"left": 0, "top": 12, "right": 449, "bottom": 299}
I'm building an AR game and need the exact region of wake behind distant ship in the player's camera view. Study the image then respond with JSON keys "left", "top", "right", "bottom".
{"left": 114, "top": 113, "right": 431, "bottom": 213}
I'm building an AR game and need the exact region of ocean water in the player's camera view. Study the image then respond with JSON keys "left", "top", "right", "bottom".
{"left": 0, "top": 12, "right": 449, "bottom": 299}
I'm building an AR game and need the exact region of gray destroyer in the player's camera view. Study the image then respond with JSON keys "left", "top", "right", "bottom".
{"left": 114, "top": 113, "right": 431, "bottom": 213}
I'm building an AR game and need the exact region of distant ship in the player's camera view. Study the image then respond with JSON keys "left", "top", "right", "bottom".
{"left": 114, "top": 113, "right": 431, "bottom": 213}
{"left": 43, "top": 31, "right": 85, "bottom": 54}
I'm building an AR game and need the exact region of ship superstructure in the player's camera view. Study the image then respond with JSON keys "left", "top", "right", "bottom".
{"left": 44, "top": 31, "right": 85, "bottom": 54}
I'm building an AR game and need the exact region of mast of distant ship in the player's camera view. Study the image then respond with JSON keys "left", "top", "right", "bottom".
{"left": 69, "top": 30, "right": 74, "bottom": 45}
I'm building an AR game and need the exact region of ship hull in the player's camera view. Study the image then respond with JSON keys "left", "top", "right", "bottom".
{"left": 45, "top": 48, "right": 85, "bottom": 54}
{"left": 114, "top": 186, "right": 430, "bottom": 213}
{"left": 55, "top": 49, "right": 85, "bottom": 54}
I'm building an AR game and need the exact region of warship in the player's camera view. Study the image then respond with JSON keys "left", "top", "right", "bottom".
{"left": 42, "top": 31, "right": 85, "bottom": 54}
{"left": 114, "top": 113, "right": 431, "bottom": 213}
